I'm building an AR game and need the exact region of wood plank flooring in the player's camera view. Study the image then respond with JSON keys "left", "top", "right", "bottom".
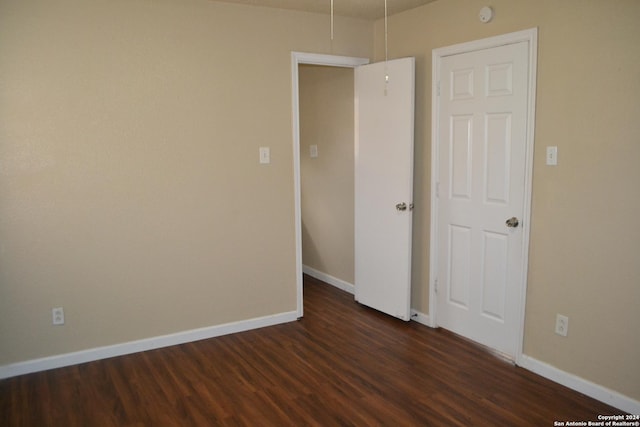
{"left": 1, "top": 275, "right": 622, "bottom": 426}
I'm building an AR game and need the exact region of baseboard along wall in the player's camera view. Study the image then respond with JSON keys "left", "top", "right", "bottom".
{"left": 302, "top": 265, "right": 355, "bottom": 294}
{"left": 0, "top": 311, "right": 298, "bottom": 380}
{"left": 3, "top": 273, "right": 638, "bottom": 415}
{"left": 518, "top": 355, "right": 639, "bottom": 415}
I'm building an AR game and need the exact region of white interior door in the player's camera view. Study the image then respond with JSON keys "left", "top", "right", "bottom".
{"left": 354, "top": 58, "right": 415, "bottom": 321}
{"left": 436, "top": 41, "right": 530, "bottom": 357}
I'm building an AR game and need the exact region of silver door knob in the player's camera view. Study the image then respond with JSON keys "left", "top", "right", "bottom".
{"left": 396, "top": 202, "right": 407, "bottom": 211}
{"left": 505, "top": 217, "right": 519, "bottom": 228}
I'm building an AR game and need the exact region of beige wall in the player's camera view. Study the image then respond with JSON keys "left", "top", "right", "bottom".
{"left": 0, "top": 0, "right": 372, "bottom": 365}
{"left": 2, "top": 0, "right": 638, "bottom": 406}
{"left": 299, "top": 65, "right": 355, "bottom": 284}
{"left": 374, "top": 0, "right": 640, "bottom": 401}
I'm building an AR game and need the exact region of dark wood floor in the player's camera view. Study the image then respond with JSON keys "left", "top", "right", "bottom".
{"left": 1, "top": 275, "right": 621, "bottom": 426}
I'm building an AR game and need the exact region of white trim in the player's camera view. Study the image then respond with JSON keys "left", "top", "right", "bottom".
{"left": 303, "top": 265, "right": 355, "bottom": 294}
{"left": 427, "top": 44, "right": 440, "bottom": 328}
{"left": 429, "top": 28, "right": 538, "bottom": 359}
{"left": 0, "top": 311, "right": 298, "bottom": 380}
{"left": 517, "top": 28, "right": 538, "bottom": 365}
{"left": 519, "top": 355, "right": 640, "bottom": 415}
{"left": 410, "top": 309, "right": 433, "bottom": 328}
{"left": 434, "top": 28, "right": 539, "bottom": 57}
{"left": 291, "top": 52, "right": 369, "bottom": 319}
{"left": 292, "top": 52, "right": 370, "bottom": 68}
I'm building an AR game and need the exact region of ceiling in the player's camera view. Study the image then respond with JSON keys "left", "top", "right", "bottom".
{"left": 211, "top": 0, "right": 438, "bottom": 20}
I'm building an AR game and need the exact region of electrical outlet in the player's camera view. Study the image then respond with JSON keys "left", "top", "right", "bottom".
{"left": 52, "top": 307, "right": 65, "bottom": 325}
{"left": 555, "top": 314, "right": 568, "bottom": 337}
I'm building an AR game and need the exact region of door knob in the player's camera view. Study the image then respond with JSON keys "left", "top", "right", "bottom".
{"left": 505, "top": 217, "right": 519, "bottom": 228}
{"left": 396, "top": 202, "right": 407, "bottom": 211}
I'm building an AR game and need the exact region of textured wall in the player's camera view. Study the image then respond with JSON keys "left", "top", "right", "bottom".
{"left": 300, "top": 65, "right": 355, "bottom": 284}
{"left": 0, "top": 0, "right": 372, "bottom": 365}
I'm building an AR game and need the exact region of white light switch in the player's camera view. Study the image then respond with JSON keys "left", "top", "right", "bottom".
{"left": 309, "top": 145, "right": 318, "bottom": 158}
{"left": 546, "top": 146, "right": 558, "bottom": 166}
{"left": 259, "top": 147, "right": 270, "bottom": 164}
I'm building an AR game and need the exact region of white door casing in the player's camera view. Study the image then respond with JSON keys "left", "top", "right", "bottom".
{"left": 354, "top": 58, "right": 415, "bottom": 321}
{"left": 430, "top": 29, "right": 538, "bottom": 361}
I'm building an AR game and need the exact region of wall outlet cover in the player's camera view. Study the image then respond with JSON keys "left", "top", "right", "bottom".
{"left": 52, "top": 307, "right": 65, "bottom": 325}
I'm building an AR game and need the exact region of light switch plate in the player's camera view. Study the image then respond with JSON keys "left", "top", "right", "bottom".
{"left": 546, "top": 146, "right": 558, "bottom": 166}
{"left": 310, "top": 145, "right": 318, "bottom": 158}
{"left": 259, "top": 147, "right": 270, "bottom": 164}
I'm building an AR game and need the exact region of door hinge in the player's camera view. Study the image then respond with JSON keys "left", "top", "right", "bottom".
{"left": 436, "top": 182, "right": 440, "bottom": 198}
{"left": 434, "top": 278, "right": 438, "bottom": 294}
{"left": 437, "top": 81, "right": 441, "bottom": 96}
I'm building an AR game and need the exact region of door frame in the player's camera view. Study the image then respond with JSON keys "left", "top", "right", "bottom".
{"left": 428, "top": 28, "right": 538, "bottom": 363}
{"left": 291, "top": 52, "right": 369, "bottom": 318}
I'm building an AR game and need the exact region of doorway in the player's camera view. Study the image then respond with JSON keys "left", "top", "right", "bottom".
{"left": 429, "top": 29, "right": 538, "bottom": 361}
{"left": 299, "top": 64, "right": 356, "bottom": 294}
{"left": 291, "top": 53, "right": 369, "bottom": 318}
{"left": 292, "top": 53, "right": 416, "bottom": 321}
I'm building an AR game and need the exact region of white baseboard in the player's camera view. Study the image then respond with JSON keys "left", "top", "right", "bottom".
{"left": 303, "top": 265, "right": 355, "bottom": 294}
{"left": 0, "top": 310, "right": 298, "bottom": 380}
{"left": 518, "top": 354, "right": 640, "bottom": 415}
{"left": 410, "top": 309, "right": 434, "bottom": 328}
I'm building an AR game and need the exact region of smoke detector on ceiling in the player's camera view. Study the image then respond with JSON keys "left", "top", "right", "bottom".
{"left": 479, "top": 6, "right": 494, "bottom": 23}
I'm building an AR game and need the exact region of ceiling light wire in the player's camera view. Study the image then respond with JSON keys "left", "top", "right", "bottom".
{"left": 384, "top": 0, "right": 389, "bottom": 95}
{"left": 331, "top": 0, "right": 334, "bottom": 40}
{"left": 384, "top": 0, "right": 388, "bottom": 64}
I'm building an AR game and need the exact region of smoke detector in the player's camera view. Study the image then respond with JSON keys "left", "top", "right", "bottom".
{"left": 479, "top": 6, "right": 494, "bottom": 23}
